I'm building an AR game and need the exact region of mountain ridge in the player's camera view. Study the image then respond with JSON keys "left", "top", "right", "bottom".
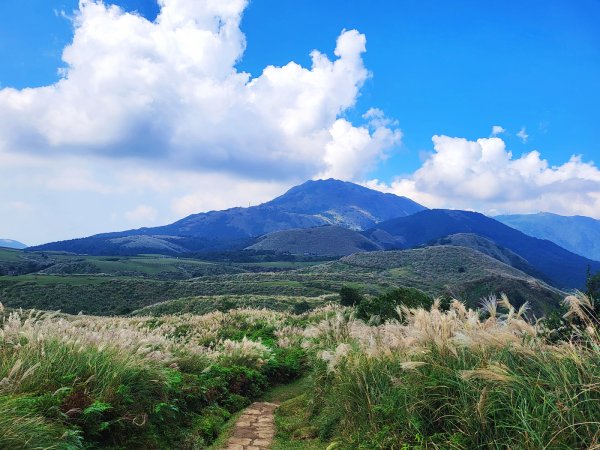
{"left": 0, "top": 239, "right": 27, "bottom": 249}
{"left": 29, "top": 179, "right": 426, "bottom": 254}
{"left": 496, "top": 212, "right": 600, "bottom": 261}
{"left": 364, "top": 209, "right": 600, "bottom": 289}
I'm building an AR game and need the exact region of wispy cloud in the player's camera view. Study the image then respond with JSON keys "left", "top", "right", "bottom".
{"left": 517, "top": 127, "right": 529, "bottom": 143}
{"left": 491, "top": 125, "right": 506, "bottom": 137}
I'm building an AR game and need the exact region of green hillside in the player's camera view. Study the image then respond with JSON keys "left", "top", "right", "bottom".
{"left": 0, "top": 246, "right": 563, "bottom": 315}
{"left": 335, "top": 246, "right": 564, "bottom": 314}
{"left": 247, "top": 225, "right": 382, "bottom": 256}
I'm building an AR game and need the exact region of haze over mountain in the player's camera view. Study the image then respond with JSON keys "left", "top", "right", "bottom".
{"left": 364, "top": 209, "right": 600, "bottom": 289}
{"left": 0, "top": 239, "right": 27, "bottom": 249}
{"left": 30, "top": 179, "right": 425, "bottom": 255}
{"left": 496, "top": 213, "right": 600, "bottom": 262}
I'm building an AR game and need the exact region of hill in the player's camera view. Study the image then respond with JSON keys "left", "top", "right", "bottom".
{"left": 247, "top": 226, "right": 383, "bottom": 256}
{"left": 364, "top": 209, "right": 600, "bottom": 289}
{"left": 320, "top": 246, "right": 564, "bottom": 314}
{"left": 496, "top": 212, "right": 600, "bottom": 261}
{"left": 0, "top": 245, "right": 562, "bottom": 315}
{"left": 427, "top": 233, "right": 543, "bottom": 278}
{"left": 0, "top": 239, "right": 27, "bottom": 249}
{"left": 29, "top": 179, "right": 425, "bottom": 255}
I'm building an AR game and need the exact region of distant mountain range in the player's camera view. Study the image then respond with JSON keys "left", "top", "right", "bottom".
{"left": 496, "top": 212, "right": 600, "bottom": 261}
{"left": 28, "top": 179, "right": 600, "bottom": 290}
{"left": 0, "top": 239, "right": 27, "bottom": 249}
{"left": 30, "top": 179, "right": 425, "bottom": 255}
{"left": 363, "top": 209, "right": 600, "bottom": 289}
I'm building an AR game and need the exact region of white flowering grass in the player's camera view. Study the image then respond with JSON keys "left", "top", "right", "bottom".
{"left": 303, "top": 294, "right": 600, "bottom": 449}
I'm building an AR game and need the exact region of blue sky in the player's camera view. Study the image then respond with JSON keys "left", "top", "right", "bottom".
{"left": 0, "top": 0, "right": 599, "bottom": 244}
{"left": 2, "top": 0, "right": 599, "bottom": 174}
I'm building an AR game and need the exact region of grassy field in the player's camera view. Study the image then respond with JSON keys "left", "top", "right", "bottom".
{"left": 1, "top": 293, "right": 598, "bottom": 449}
{"left": 132, "top": 294, "right": 336, "bottom": 316}
{"left": 277, "top": 294, "right": 600, "bottom": 449}
{"left": 0, "top": 305, "right": 322, "bottom": 448}
{"left": 0, "top": 246, "right": 564, "bottom": 316}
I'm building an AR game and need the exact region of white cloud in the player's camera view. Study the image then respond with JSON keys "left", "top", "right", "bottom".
{"left": 171, "top": 176, "right": 288, "bottom": 216}
{"left": 125, "top": 204, "right": 158, "bottom": 223}
{"left": 318, "top": 112, "right": 402, "bottom": 180}
{"left": 491, "top": 125, "right": 506, "bottom": 137}
{"left": 368, "top": 135, "right": 600, "bottom": 218}
{"left": 0, "top": 1, "right": 399, "bottom": 181}
{"left": 0, "top": 0, "right": 402, "bottom": 244}
{"left": 517, "top": 127, "right": 529, "bottom": 143}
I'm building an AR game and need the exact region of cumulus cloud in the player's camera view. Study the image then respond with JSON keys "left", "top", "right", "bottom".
{"left": 0, "top": 0, "right": 399, "bottom": 181}
{"left": 318, "top": 110, "right": 402, "bottom": 180}
{"left": 368, "top": 135, "right": 600, "bottom": 218}
{"left": 0, "top": 0, "right": 404, "bottom": 244}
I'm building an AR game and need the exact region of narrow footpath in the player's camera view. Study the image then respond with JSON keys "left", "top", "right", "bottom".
{"left": 223, "top": 401, "right": 279, "bottom": 450}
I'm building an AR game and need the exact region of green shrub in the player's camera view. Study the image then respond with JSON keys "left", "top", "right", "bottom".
{"left": 356, "top": 286, "right": 433, "bottom": 321}
{"left": 339, "top": 286, "right": 364, "bottom": 307}
{"left": 265, "top": 347, "right": 307, "bottom": 383}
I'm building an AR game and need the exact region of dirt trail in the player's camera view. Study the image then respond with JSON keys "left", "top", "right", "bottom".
{"left": 223, "top": 401, "right": 279, "bottom": 450}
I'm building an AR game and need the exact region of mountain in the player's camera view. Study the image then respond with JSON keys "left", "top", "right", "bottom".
{"left": 247, "top": 226, "right": 383, "bottom": 256}
{"left": 30, "top": 179, "right": 426, "bottom": 255}
{"left": 0, "top": 239, "right": 27, "bottom": 249}
{"left": 496, "top": 212, "right": 600, "bottom": 261}
{"left": 329, "top": 246, "right": 564, "bottom": 315}
{"left": 427, "top": 233, "right": 542, "bottom": 277}
{"left": 150, "top": 178, "right": 425, "bottom": 238}
{"left": 364, "top": 209, "right": 600, "bottom": 289}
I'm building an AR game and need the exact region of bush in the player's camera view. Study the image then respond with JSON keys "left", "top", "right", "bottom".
{"left": 356, "top": 286, "right": 433, "bottom": 321}
{"left": 265, "top": 347, "right": 307, "bottom": 383}
{"left": 339, "top": 286, "right": 364, "bottom": 307}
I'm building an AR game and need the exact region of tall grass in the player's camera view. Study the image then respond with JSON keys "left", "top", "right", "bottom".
{"left": 0, "top": 305, "right": 313, "bottom": 448}
{"left": 299, "top": 295, "right": 600, "bottom": 449}
{"left": 1, "top": 295, "right": 598, "bottom": 448}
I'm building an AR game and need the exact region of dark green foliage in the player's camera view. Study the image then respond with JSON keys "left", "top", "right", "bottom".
{"left": 133, "top": 295, "right": 327, "bottom": 317}
{"left": 292, "top": 300, "right": 312, "bottom": 314}
{"left": 339, "top": 286, "right": 364, "bottom": 307}
{"left": 356, "top": 286, "right": 433, "bottom": 321}
{"left": 198, "top": 365, "right": 268, "bottom": 404}
{"left": 265, "top": 347, "right": 307, "bottom": 383}
{"left": 587, "top": 267, "right": 600, "bottom": 304}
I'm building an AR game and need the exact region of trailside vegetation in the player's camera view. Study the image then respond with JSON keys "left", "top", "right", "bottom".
{"left": 1, "top": 291, "right": 599, "bottom": 449}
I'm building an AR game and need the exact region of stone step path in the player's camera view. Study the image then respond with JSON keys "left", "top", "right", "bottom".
{"left": 223, "top": 401, "right": 279, "bottom": 450}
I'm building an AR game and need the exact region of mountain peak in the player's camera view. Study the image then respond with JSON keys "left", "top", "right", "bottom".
{"left": 265, "top": 178, "right": 424, "bottom": 215}
{"left": 30, "top": 178, "right": 426, "bottom": 255}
